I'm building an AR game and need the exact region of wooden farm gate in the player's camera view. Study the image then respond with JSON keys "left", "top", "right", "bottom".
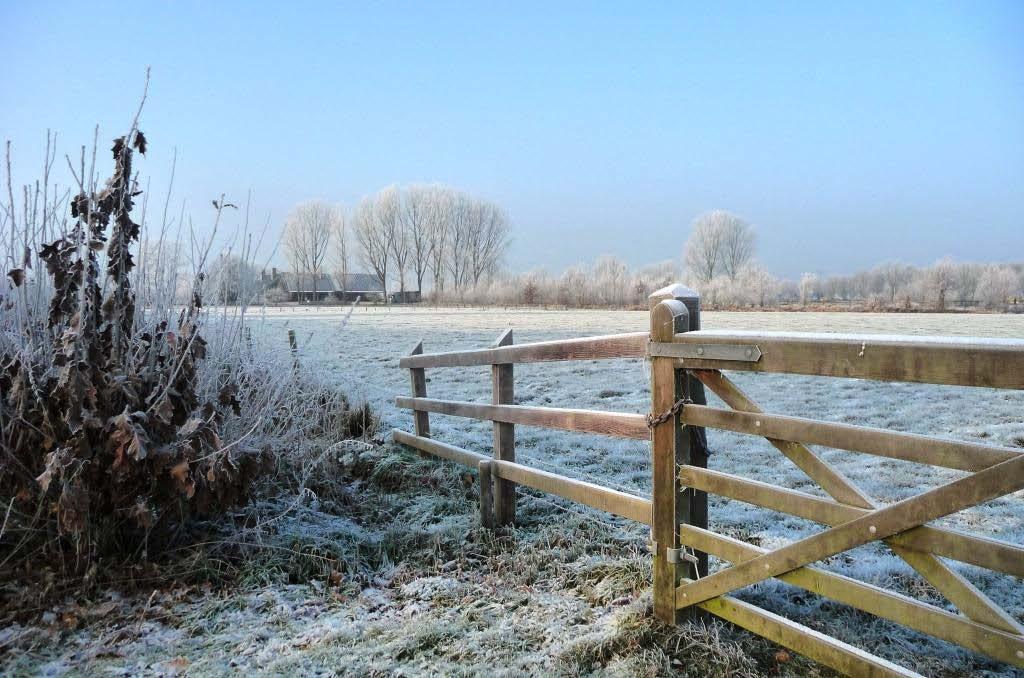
{"left": 392, "top": 284, "right": 1024, "bottom": 676}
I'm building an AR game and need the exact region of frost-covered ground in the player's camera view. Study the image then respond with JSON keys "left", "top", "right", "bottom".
{"left": 4, "top": 307, "right": 1022, "bottom": 676}
{"left": 273, "top": 306, "right": 1024, "bottom": 670}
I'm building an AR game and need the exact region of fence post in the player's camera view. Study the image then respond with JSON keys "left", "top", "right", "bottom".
{"left": 492, "top": 328, "right": 516, "bottom": 526}
{"left": 408, "top": 340, "right": 430, "bottom": 438}
{"left": 478, "top": 460, "right": 495, "bottom": 529}
{"left": 649, "top": 283, "right": 709, "bottom": 624}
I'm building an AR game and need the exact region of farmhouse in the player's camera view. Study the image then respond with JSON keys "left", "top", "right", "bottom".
{"left": 279, "top": 273, "right": 337, "bottom": 303}
{"left": 337, "top": 273, "right": 386, "bottom": 302}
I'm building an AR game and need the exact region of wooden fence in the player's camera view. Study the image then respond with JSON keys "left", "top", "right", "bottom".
{"left": 392, "top": 283, "right": 1024, "bottom": 676}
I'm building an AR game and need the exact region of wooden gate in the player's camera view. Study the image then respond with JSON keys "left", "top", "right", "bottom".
{"left": 393, "top": 284, "right": 1024, "bottom": 676}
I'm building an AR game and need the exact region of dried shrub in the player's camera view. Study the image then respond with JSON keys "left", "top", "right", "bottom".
{"left": 0, "top": 128, "right": 266, "bottom": 572}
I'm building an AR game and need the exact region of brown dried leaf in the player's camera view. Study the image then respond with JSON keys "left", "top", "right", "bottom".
{"left": 7, "top": 269, "right": 24, "bottom": 287}
{"left": 169, "top": 460, "right": 195, "bottom": 499}
{"left": 133, "top": 131, "right": 147, "bottom": 155}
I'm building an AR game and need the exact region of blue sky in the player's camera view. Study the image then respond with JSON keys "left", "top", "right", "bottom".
{"left": 2, "top": 1, "right": 1022, "bottom": 278}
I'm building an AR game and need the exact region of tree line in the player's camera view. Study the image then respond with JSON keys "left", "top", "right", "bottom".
{"left": 280, "top": 184, "right": 510, "bottom": 300}
{"left": 208, "top": 202, "right": 1020, "bottom": 312}
{"left": 440, "top": 210, "right": 1022, "bottom": 311}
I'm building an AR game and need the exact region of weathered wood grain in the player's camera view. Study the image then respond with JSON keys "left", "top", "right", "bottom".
{"left": 655, "top": 331, "right": 1024, "bottom": 388}
{"left": 681, "top": 525, "right": 1024, "bottom": 668}
{"left": 394, "top": 397, "right": 649, "bottom": 439}
{"left": 676, "top": 453, "right": 1024, "bottom": 608}
{"left": 492, "top": 329, "right": 516, "bottom": 526}
{"left": 407, "top": 340, "right": 430, "bottom": 438}
{"left": 679, "top": 402, "right": 1020, "bottom": 471}
{"left": 391, "top": 429, "right": 488, "bottom": 467}
{"left": 678, "top": 465, "right": 1024, "bottom": 577}
{"left": 490, "top": 459, "right": 651, "bottom": 525}
{"left": 399, "top": 331, "right": 648, "bottom": 368}
{"left": 699, "top": 595, "right": 922, "bottom": 677}
{"left": 392, "top": 429, "right": 651, "bottom": 524}
{"left": 692, "top": 369, "right": 1023, "bottom": 634}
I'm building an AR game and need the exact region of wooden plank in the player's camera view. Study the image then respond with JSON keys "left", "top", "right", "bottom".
{"left": 392, "top": 429, "right": 652, "bottom": 524}
{"left": 676, "top": 452, "right": 1024, "bottom": 608}
{"left": 392, "top": 429, "right": 488, "bottom": 468}
{"left": 693, "top": 369, "right": 1023, "bottom": 634}
{"left": 681, "top": 526, "right": 1024, "bottom": 668}
{"left": 679, "top": 465, "right": 1024, "bottom": 578}
{"left": 478, "top": 460, "right": 494, "bottom": 529}
{"left": 394, "top": 397, "right": 649, "bottom": 439}
{"left": 408, "top": 340, "right": 430, "bottom": 438}
{"left": 492, "top": 329, "right": 516, "bottom": 526}
{"left": 399, "top": 331, "right": 648, "bottom": 368}
{"left": 699, "top": 595, "right": 922, "bottom": 677}
{"left": 655, "top": 331, "right": 1024, "bottom": 388}
{"left": 679, "top": 403, "right": 1019, "bottom": 472}
{"left": 649, "top": 290, "right": 691, "bottom": 624}
{"left": 490, "top": 459, "right": 652, "bottom": 525}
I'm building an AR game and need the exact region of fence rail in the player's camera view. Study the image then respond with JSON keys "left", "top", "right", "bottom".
{"left": 651, "top": 330, "right": 1024, "bottom": 388}
{"left": 391, "top": 283, "right": 1024, "bottom": 676}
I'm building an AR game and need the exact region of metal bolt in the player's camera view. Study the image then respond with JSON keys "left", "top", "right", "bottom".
{"left": 745, "top": 348, "right": 752, "bottom": 357}
{"left": 869, "top": 525, "right": 877, "bottom": 535}
{"left": 696, "top": 347, "right": 704, "bottom": 355}
{"left": 755, "top": 420, "right": 761, "bottom": 428}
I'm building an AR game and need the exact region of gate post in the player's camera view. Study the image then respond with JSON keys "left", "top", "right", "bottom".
{"left": 492, "top": 328, "right": 516, "bottom": 526}
{"left": 408, "top": 340, "right": 430, "bottom": 438}
{"left": 649, "top": 284, "right": 709, "bottom": 624}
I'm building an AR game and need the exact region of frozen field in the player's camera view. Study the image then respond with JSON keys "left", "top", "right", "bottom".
{"left": 7, "top": 306, "right": 1022, "bottom": 676}
{"left": 259, "top": 305, "right": 1024, "bottom": 669}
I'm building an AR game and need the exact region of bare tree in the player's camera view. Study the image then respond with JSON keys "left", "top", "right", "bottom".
{"left": 444, "top": 191, "right": 472, "bottom": 291}
{"left": 331, "top": 208, "right": 348, "bottom": 294}
{"left": 593, "top": 255, "right": 629, "bottom": 306}
{"left": 878, "top": 261, "right": 910, "bottom": 304}
{"left": 283, "top": 201, "right": 335, "bottom": 304}
{"left": 375, "top": 185, "right": 409, "bottom": 299}
{"left": 977, "top": 265, "right": 1018, "bottom": 309}
{"left": 955, "top": 262, "right": 981, "bottom": 306}
{"left": 799, "top": 272, "right": 819, "bottom": 306}
{"left": 720, "top": 214, "right": 756, "bottom": 280}
{"left": 353, "top": 196, "right": 389, "bottom": 300}
{"left": 927, "top": 256, "right": 956, "bottom": 310}
{"left": 402, "top": 184, "right": 434, "bottom": 293}
{"left": 466, "top": 199, "right": 510, "bottom": 286}
{"left": 684, "top": 210, "right": 727, "bottom": 283}
{"left": 427, "top": 186, "right": 451, "bottom": 298}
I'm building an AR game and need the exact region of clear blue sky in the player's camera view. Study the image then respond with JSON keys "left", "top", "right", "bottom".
{"left": 3, "top": 1, "right": 1022, "bottom": 278}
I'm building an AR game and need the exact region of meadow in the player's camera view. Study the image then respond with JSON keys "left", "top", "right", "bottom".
{"left": 5, "top": 306, "right": 1022, "bottom": 675}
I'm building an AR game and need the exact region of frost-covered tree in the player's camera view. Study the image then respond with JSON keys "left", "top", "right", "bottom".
{"left": 877, "top": 261, "right": 911, "bottom": 304}
{"left": 331, "top": 209, "right": 348, "bottom": 292}
{"left": 684, "top": 210, "right": 754, "bottom": 284}
{"left": 683, "top": 211, "right": 726, "bottom": 283}
{"left": 926, "top": 256, "right": 956, "bottom": 310}
{"left": 799, "top": 273, "right": 819, "bottom": 306}
{"left": 402, "top": 184, "right": 434, "bottom": 293}
{"left": 353, "top": 196, "right": 389, "bottom": 300}
{"left": 283, "top": 201, "right": 336, "bottom": 304}
{"left": 976, "top": 265, "right": 1018, "bottom": 309}
{"left": 593, "top": 255, "right": 629, "bottom": 306}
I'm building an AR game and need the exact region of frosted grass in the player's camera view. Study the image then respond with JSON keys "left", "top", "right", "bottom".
{"left": 259, "top": 306, "right": 1024, "bottom": 670}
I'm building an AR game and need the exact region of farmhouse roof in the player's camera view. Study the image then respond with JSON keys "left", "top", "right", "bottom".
{"left": 338, "top": 273, "right": 384, "bottom": 293}
{"left": 280, "top": 273, "right": 336, "bottom": 293}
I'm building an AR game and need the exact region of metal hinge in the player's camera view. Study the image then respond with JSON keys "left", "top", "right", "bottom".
{"left": 648, "top": 532, "right": 699, "bottom": 565}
